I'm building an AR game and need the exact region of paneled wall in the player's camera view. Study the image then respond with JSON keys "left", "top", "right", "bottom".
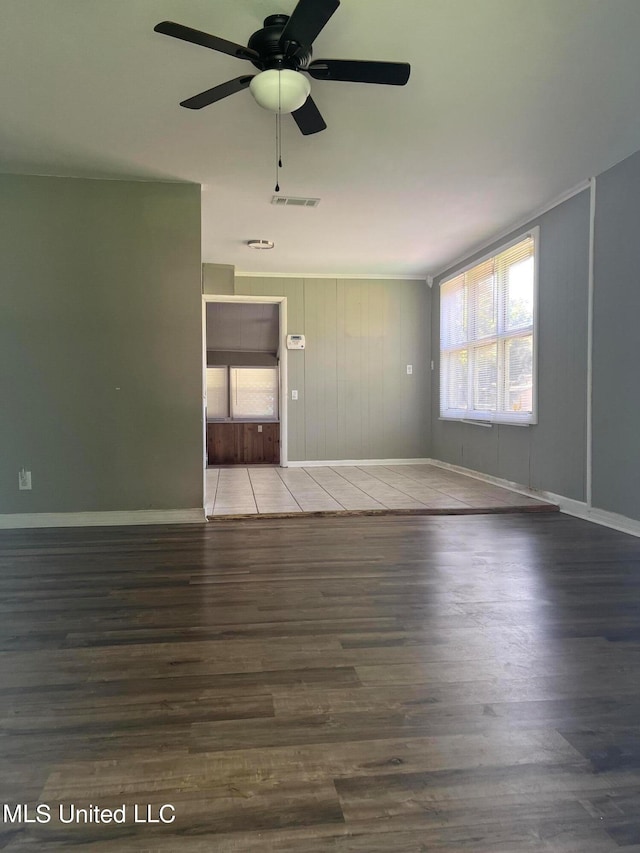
{"left": 430, "top": 191, "right": 591, "bottom": 501}
{"left": 204, "top": 270, "right": 431, "bottom": 462}
{"left": 592, "top": 149, "right": 640, "bottom": 521}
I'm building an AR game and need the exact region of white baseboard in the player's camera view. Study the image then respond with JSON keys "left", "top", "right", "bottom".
{"left": 286, "top": 458, "right": 432, "bottom": 468}
{"left": 426, "top": 458, "right": 563, "bottom": 502}
{"left": 571, "top": 506, "right": 640, "bottom": 539}
{"left": 427, "top": 458, "right": 640, "bottom": 538}
{"left": 0, "top": 509, "right": 207, "bottom": 530}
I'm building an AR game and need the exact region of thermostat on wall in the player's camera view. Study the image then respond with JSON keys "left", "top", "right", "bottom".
{"left": 286, "top": 334, "right": 305, "bottom": 350}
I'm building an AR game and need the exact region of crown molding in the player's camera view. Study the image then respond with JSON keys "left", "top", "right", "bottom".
{"left": 234, "top": 271, "right": 428, "bottom": 281}
{"left": 430, "top": 179, "right": 591, "bottom": 281}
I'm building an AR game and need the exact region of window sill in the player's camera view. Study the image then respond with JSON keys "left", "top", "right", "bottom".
{"left": 439, "top": 417, "right": 535, "bottom": 428}
{"left": 207, "top": 418, "right": 280, "bottom": 424}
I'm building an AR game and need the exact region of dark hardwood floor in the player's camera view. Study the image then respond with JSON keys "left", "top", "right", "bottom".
{"left": 1, "top": 513, "right": 640, "bottom": 851}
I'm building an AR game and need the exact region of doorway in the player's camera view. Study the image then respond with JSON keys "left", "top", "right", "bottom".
{"left": 202, "top": 295, "right": 288, "bottom": 477}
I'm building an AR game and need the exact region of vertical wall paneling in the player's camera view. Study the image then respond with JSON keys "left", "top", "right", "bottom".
{"left": 225, "top": 272, "right": 430, "bottom": 463}
{"left": 304, "top": 279, "right": 338, "bottom": 461}
{"left": 431, "top": 191, "right": 590, "bottom": 500}
{"left": 382, "top": 280, "right": 404, "bottom": 457}
{"left": 402, "top": 280, "right": 432, "bottom": 459}
{"left": 343, "top": 280, "right": 366, "bottom": 459}
{"left": 367, "top": 281, "right": 387, "bottom": 459}
{"left": 591, "top": 148, "right": 640, "bottom": 521}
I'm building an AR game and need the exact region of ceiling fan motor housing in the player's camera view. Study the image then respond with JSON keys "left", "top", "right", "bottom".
{"left": 248, "top": 15, "right": 312, "bottom": 70}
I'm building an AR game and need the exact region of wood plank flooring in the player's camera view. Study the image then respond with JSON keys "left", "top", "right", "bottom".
{"left": 205, "top": 463, "right": 554, "bottom": 517}
{"left": 1, "top": 513, "right": 640, "bottom": 851}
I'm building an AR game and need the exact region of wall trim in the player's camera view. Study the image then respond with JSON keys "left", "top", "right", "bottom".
{"left": 286, "top": 458, "right": 432, "bottom": 468}
{"left": 203, "top": 293, "right": 289, "bottom": 467}
{"left": 234, "top": 272, "right": 428, "bottom": 281}
{"left": 426, "top": 458, "right": 561, "bottom": 501}
{"left": 0, "top": 509, "right": 206, "bottom": 530}
{"left": 581, "top": 506, "right": 640, "bottom": 539}
{"left": 427, "top": 459, "right": 640, "bottom": 538}
{"left": 430, "top": 179, "right": 591, "bottom": 280}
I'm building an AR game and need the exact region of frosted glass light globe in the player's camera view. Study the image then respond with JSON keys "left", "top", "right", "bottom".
{"left": 249, "top": 69, "right": 310, "bottom": 114}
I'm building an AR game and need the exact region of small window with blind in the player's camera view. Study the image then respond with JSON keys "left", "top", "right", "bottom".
{"left": 206, "top": 365, "right": 279, "bottom": 421}
{"left": 206, "top": 367, "right": 229, "bottom": 419}
{"left": 439, "top": 230, "right": 538, "bottom": 425}
{"left": 230, "top": 367, "right": 279, "bottom": 420}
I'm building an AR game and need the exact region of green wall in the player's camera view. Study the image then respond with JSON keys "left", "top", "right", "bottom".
{"left": 430, "top": 191, "right": 591, "bottom": 501}
{"left": 0, "top": 174, "right": 203, "bottom": 514}
{"left": 204, "top": 268, "right": 431, "bottom": 462}
{"left": 592, "top": 148, "right": 640, "bottom": 521}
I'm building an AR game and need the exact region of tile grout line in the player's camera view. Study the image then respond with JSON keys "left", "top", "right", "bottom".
{"left": 274, "top": 467, "right": 305, "bottom": 512}
{"left": 350, "top": 466, "right": 431, "bottom": 509}
{"left": 246, "top": 467, "right": 260, "bottom": 514}
{"left": 372, "top": 465, "right": 474, "bottom": 507}
{"left": 302, "top": 467, "right": 351, "bottom": 511}
{"left": 326, "top": 465, "right": 391, "bottom": 509}
{"left": 324, "top": 465, "right": 393, "bottom": 509}
{"left": 309, "top": 467, "right": 386, "bottom": 511}
{"left": 385, "top": 464, "right": 537, "bottom": 505}
{"left": 210, "top": 468, "right": 221, "bottom": 516}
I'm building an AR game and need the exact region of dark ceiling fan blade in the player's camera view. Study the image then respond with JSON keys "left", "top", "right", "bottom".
{"left": 291, "top": 96, "right": 327, "bottom": 135}
{"left": 154, "top": 21, "right": 259, "bottom": 62}
{"left": 280, "top": 0, "right": 340, "bottom": 48}
{"left": 308, "top": 59, "right": 411, "bottom": 85}
{"left": 180, "top": 76, "right": 254, "bottom": 110}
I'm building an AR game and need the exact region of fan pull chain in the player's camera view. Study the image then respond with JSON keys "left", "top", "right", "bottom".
{"left": 274, "top": 112, "right": 280, "bottom": 192}
{"left": 274, "top": 71, "right": 283, "bottom": 193}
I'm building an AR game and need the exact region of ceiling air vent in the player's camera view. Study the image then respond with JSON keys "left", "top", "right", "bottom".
{"left": 271, "top": 195, "right": 320, "bottom": 208}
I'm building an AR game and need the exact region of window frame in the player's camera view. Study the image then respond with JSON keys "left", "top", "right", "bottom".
{"left": 438, "top": 227, "right": 539, "bottom": 426}
{"left": 206, "top": 364, "right": 280, "bottom": 423}
{"left": 229, "top": 365, "right": 280, "bottom": 421}
{"left": 205, "top": 365, "right": 230, "bottom": 420}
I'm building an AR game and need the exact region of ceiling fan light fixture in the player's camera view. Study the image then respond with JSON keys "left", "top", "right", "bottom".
{"left": 249, "top": 69, "right": 310, "bottom": 114}
{"left": 247, "top": 239, "right": 275, "bottom": 250}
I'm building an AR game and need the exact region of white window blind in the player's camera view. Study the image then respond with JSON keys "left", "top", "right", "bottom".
{"left": 439, "top": 232, "right": 537, "bottom": 425}
{"left": 206, "top": 367, "right": 229, "bottom": 419}
{"left": 230, "top": 367, "right": 279, "bottom": 419}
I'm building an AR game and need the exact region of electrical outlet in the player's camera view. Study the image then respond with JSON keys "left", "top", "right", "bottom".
{"left": 406, "top": 364, "right": 413, "bottom": 375}
{"left": 18, "top": 469, "right": 32, "bottom": 490}
{"left": 258, "top": 424, "right": 263, "bottom": 433}
{"left": 291, "top": 390, "right": 298, "bottom": 400}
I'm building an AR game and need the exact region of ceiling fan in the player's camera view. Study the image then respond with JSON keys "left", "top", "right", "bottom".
{"left": 154, "top": 0, "right": 410, "bottom": 135}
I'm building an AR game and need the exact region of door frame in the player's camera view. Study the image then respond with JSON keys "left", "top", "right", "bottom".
{"left": 202, "top": 294, "right": 288, "bottom": 475}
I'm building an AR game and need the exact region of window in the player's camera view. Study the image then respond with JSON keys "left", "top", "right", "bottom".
{"left": 206, "top": 367, "right": 229, "bottom": 419}
{"left": 230, "top": 367, "right": 279, "bottom": 419}
{"left": 439, "top": 231, "right": 537, "bottom": 425}
{"left": 206, "top": 366, "right": 279, "bottom": 420}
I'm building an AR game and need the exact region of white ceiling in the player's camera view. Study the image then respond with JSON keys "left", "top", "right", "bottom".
{"left": 2, "top": 1, "right": 640, "bottom": 277}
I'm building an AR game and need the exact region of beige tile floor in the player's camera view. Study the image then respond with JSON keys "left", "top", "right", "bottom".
{"left": 205, "top": 463, "right": 553, "bottom": 517}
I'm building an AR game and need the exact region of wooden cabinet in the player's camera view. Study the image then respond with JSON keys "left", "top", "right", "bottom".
{"left": 207, "top": 422, "right": 280, "bottom": 465}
